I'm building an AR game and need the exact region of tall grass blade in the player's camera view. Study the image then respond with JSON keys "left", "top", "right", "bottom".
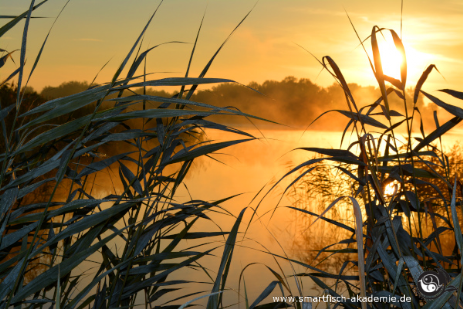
{"left": 249, "top": 281, "right": 280, "bottom": 309}
{"left": 0, "top": 0, "right": 48, "bottom": 37}
{"left": 10, "top": 230, "right": 123, "bottom": 303}
{"left": 413, "top": 116, "right": 462, "bottom": 152}
{"left": 56, "top": 266, "right": 61, "bottom": 309}
{"left": 207, "top": 207, "right": 247, "bottom": 309}
{"left": 414, "top": 65, "right": 437, "bottom": 103}
{"left": 16, "top": 0, "right": 36, "bottom": 109}
{"left": 390, "top": 30, "right": 407, "bottom": 88}
{"left": 450, "top": 177, "right": 463, "bottom": 304}
{"left": 185, "top": 4, "right": 256, "bottom": 100}
{"left": 180, "top": 292, "right": 223, "bottom": 309}
{"left": 110, "top": 0, "right": 164, "bottom": 85}
{"left": 421, "top": 90, "right": 463, "bottom": 118}
{"left": 23, "top": 0, "right": 71, "bottom": 89}
{"left": 439, "top": 89, "right": 463, "bottom": 100}
{"left": 371, "top": 26, "right": 391, "bottom": 119}
{"left": 0, "top": 50, "right": 17, "bottom": 68}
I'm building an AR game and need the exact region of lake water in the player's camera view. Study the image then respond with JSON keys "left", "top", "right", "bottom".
{"left": 164, "top": 127, "right": 463, "bottom": 307}
{"left": 174, "top": 129, "right": 344, "bottom": 306}
{"left": 68, "top": 126, "right": 463, "bottom": 308}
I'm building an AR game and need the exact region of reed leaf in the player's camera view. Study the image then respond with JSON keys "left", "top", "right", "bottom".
{"left": 439, "top": 89, "right": 463, "bottom": 100}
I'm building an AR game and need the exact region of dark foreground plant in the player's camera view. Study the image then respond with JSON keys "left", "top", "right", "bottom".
{"left": 4, "top": 2, "right": 463, "bottom": 309}
{"left": 0, "top": 2, "right": 271, "bottom": 308}
{"left": 269, "top": 22, "right": 463, "bottom": 309}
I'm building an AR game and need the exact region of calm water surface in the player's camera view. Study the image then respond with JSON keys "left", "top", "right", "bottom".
{"left": 74, "top": 127, "right": 463, "bottom": 307}
{"left": 170, "top": 127, "right": 463, "bottom": 307}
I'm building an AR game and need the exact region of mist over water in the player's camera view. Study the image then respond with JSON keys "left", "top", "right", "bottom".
{"left": 33, "top": 76, "right": 453, "bottom": 133}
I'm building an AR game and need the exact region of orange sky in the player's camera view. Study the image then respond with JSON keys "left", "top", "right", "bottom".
{"left": 1, "top": 0, "right": 462, "bottom": 96}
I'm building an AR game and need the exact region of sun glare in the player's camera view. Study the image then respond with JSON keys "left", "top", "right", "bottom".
{"left": 378, "top": 39, "right": 405, "bottom": 81}
{"left": 384, "top": 180, "right": 401, "bottom": 197}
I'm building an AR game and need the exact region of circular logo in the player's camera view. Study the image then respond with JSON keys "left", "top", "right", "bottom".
{"left": 416, "top": 269, "right": 455, "bottom": 299}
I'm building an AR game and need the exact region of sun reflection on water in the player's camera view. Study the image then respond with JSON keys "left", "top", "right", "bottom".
{"left": 384, "top": 180, "right": 401, "bottom": 197}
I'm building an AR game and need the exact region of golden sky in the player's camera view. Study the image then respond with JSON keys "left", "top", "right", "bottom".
{"left": 1, "top": 0, "right": 462, "bottom": 95}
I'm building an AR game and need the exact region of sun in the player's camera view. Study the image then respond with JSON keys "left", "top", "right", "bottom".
{"left": 378, "top": 38, "right": 405, "bottom": 82}
{"left": 368, "top": 32, "right": 435, "bottom": 89}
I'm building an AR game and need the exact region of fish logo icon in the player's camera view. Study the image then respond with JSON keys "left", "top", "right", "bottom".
{"left": 417, "top": 268, "right": 456, "bottom": 299}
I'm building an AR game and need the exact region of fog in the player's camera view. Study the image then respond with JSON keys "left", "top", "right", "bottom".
{"left": 33, "top": 76, "right": 449, "bottom": 133}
